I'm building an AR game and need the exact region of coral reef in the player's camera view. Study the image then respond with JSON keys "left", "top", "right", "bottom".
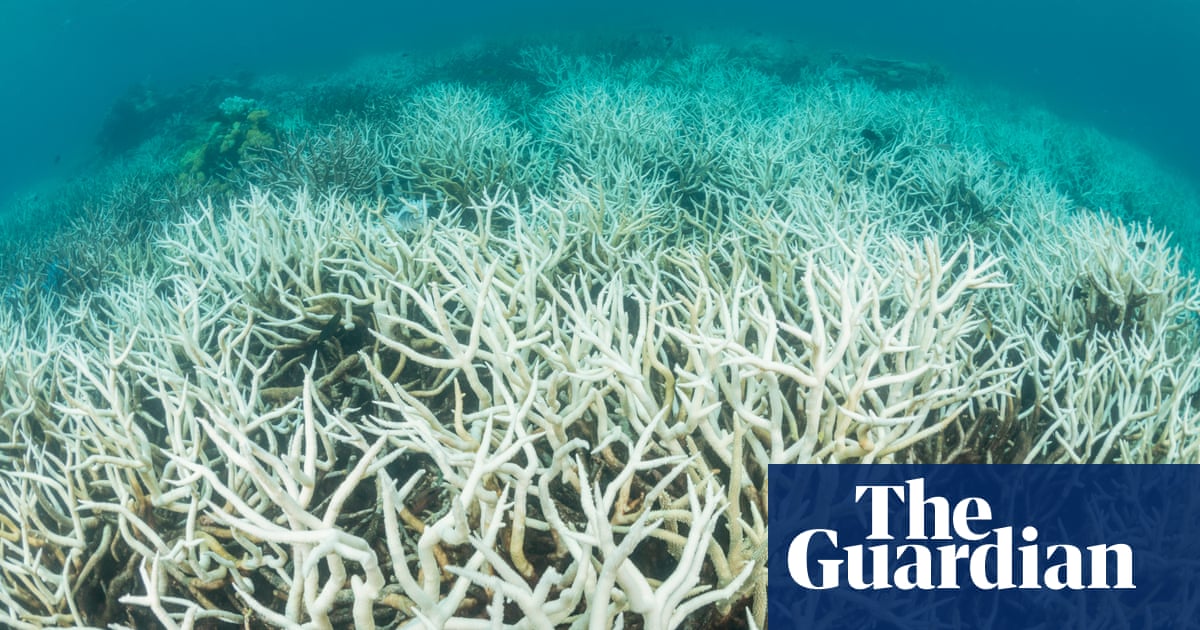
{"left": 180, "top": 98, "right": 276, "bottom": 189}
{"left": 95, "top": 82, "right": 168, "bottom": 155}
{"left": 1, "top": 37, "right": 1199, "bottom": 629}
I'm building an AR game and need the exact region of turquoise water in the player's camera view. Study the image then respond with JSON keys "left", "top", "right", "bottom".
{"left": 2, "top": 0, "right": 1198, "bottom": 203}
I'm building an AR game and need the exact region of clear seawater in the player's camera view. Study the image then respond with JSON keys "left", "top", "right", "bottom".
{"left": 1, "top": 0, "right": 1197, "bottom": 204}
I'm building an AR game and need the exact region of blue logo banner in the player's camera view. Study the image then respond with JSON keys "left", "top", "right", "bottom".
{"left": 768, "top": 465, "right": 1200, "bottom": 629}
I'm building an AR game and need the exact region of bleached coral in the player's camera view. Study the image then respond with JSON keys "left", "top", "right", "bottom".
{"left": 0, "top": 39, "right": 1198, "bottom": 630}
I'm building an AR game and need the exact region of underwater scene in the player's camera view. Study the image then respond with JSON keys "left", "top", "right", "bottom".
{"left": 1, "top": 1, "right": 1199, "bottom": 628}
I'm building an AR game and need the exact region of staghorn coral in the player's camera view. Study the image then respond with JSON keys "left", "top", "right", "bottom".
{"left": 1, "top": 173, "right": 1196, "bottom": 627}
{"left": 238, "top": 117, "right": 394, "bottom": 201}
{"left": 385, "top": 83, "right": 551, "bottom": 205}
{"left": 0, "top": 37, "right": 1199, "bottom": 630}
{"left": 0, "top": 185, "right": 1009, "bottom": 629}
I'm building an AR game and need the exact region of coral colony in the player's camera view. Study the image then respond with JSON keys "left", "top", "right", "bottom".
{"left": 0, "top": 37, "right": 1198, "bottom": 629}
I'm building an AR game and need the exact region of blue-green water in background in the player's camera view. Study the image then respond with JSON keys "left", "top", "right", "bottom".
{"left": 1, "top": 0, "right": 1197, "bottom": 204}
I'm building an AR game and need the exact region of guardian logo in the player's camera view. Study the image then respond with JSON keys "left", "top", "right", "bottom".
{"left": 787, "top": 478, "right": 1134, "bottom": 591}
{"left": 768, "top": 466, "right": 1200, "bottom": 629}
